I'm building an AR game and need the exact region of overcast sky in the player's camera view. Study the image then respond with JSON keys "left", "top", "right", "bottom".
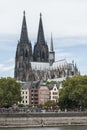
{"left": 0, "top": 0, "right": 87, "bottom": 77}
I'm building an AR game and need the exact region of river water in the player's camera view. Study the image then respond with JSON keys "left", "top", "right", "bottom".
{"left": 0, "top": 126, "right": 87, "bottom": 130}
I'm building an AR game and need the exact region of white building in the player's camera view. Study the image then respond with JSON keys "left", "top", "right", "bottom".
{"left": 49, "top": 84, "right": 59, "bottom": 102}
{"left": 21, "top": 82, "right": 31, "bottom": 106}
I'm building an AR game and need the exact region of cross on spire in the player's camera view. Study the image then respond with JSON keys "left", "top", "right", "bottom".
{"left": 23, "top": 10, "right": 25, "bottom": 16}
{"left": 40, "top": 13, "right": 42, "bottom": 17}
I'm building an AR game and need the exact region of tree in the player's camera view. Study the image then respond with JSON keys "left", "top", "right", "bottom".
{"left": 0, "top": 77, "right": 22, "bottom": 107}
{"left": 46, "top": 81, "right": 57, "bottom": 85}
{"left": 58, "top": 76, "right": 87, "bottom": 110}
{"left": 44, "top": 100, "right": 57, "bottom": 109}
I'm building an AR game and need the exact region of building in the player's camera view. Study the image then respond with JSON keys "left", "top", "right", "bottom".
{"left": 21, "top": 82, "right": 31, "bottom": 105}
{"left": 29, "top": 81, "right": 40, "bottom": 105}
{"left": 20, "top": 81, "right": 40, "bottom": 106}
{"left": 49, "top": 84, "right": 59, "bottom": 103}
{"left": 38, "top": 84, "right": 50, "bottom": 105}
{"left": 14, "top": 11, "right": 79, "bottom": 82}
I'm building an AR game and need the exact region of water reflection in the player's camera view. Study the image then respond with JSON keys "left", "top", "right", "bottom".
{"left": 0, "top": 126, "right": 87, "bottom": 130}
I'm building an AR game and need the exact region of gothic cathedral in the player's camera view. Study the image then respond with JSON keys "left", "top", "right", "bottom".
{"left": 14, "top": 11, "right": 79, "bottom": 82}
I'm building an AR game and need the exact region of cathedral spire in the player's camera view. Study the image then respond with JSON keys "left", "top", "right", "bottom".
{"left": 33, "top": 13, "right": 49, "bottom": 62}
{"left": 20, "top": 11, "right": 29, "bottom": 44}
{"left": 50, "top": 33, "right": 54, "bottom": 52}
{"left": 49, "top": 33, "right": 55, "bottom": 64}
{"left": 37, "top": 13, "right": 45, "bottom": 44}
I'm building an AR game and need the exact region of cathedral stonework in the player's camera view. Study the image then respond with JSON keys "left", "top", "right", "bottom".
{"left": 33, "top": 13, "right": 49, "bottom": 62}
{"left": 14, "top": 11, "right": 33, "bottom": 81}
{"left": 14, "top": 12, "right": 79, "bottom": 82}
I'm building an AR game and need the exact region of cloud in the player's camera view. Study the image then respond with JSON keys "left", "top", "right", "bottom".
{"left": 0, "top": 58, "right": 14, "bottom": 69}
{"left": 54, "top": 36, "right": 87, "bottom": 48}
{"left": 79, "top": 66, "right": 87, "bottom": 75}
{"left": 0, "top": 57, "right": 14, "bottom": 77}
{"left": 0, "top": 0, "right": 87, "bottom": 36}
{"left": 55, "top": 49, "right": 72, "bottom": 60}
{"left": 0, "top": 63, "right": 14, "bottom": 78}
{"left": 0, "top": 64, "right": 14, "bottom": 72}
{"left": 0, "top": 35, "right": 87, "bottom": 76}
{"left": 5, "top": 58, "right": 14, "bottom": 64}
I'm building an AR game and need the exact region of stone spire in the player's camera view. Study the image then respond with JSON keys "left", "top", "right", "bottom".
{"left": 33, "top": 13, "right": 49, "bottom": 62}
{"left": 14, "top": 11, "right": 33, "bottom": 82}
{"left": 37, "top": 13, "right": 45, "bottom": 44}
{"left": 50, "top": 33, "right": 54, "bottom": 52}
{"left": 49, "top": 33, "right": 55, "bottom": 64}
{"left": 20, "top": 11, "right": 29, "bottom": 44}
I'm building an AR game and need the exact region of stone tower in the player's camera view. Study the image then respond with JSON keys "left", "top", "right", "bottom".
{"left": 14, "top": 12, "right": 79, "bottom": 82}
{"left": 14, "top": 11, "right": 33, "bottom": 81}
{"left": 33, "top": 13, "right": 49, "bottom": 62}
{"left": 49, "top": 33, "right": 55, "bottom": 65}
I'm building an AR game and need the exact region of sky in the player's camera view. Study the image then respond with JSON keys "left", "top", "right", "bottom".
{"left": 0, "top": 0, "right": 87, "bottom": 77}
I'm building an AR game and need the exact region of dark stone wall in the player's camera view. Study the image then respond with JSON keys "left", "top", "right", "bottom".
{"left": 0, "top": 112, "right": 87, "bottom": 118}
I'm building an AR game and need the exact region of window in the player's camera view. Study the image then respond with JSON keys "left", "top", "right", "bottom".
{"left": 54, "top": 88, "right": 56, "bottom": 91}
{"left": 53, "top": 92, "right": 58, "bottom": 95}
{"left": 35, "top": 94, "right": 38, "bottom": 96}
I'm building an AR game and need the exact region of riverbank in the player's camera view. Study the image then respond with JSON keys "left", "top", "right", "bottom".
{"left": 0, "top": 112, "right": 87, "bottom": 127}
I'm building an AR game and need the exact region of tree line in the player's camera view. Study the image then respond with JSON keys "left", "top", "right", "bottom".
{"left": 58, "top": 75, "right": 87, "bottom": 110}
{"left": 0, "top": 77, "right": 21, "bottom": 107}
{"left": 0, "top": 76, "right": 87, "bottom": 110}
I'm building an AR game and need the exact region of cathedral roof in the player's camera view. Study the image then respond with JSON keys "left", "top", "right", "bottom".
{"left": 31, "top": 62, "right": 49, "bottom": 70}
{"left": 31, "top": 59, "right": 67, "bottom": 70}
{"left": 52, "top": 59, "right": 67, "bottom": 69}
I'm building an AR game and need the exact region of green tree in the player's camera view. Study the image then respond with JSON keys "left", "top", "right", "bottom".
{"left": 44, "top": 100, "right": 57, "bottom": 109}
{"left": 46, "top": 81, "right": 57, "bottom": 85}
{"left": 0, "top": 77, "right": 22, "bottom": 107}
{"left": 58, "top": 76, "right": 87, "bottom": 110}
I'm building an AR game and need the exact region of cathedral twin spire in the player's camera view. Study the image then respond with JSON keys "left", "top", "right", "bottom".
{"left": 19, "top": 11, "right": 54, "bottom": 62}
{"left": 20, "top": 11, "right": 46, "bottom": 45}
{"left": 15, "top": 11, "right": 79, "bottom": 82}
{"left": 20, "top": 11, "right": 29, "bottom": 44}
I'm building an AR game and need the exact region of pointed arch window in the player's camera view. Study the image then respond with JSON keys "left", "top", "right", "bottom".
{"left": 25, "top": 50, "right": 28, "bottom": 57}
{"left": 42, "top": 51, "right": 45, "bottom": 60}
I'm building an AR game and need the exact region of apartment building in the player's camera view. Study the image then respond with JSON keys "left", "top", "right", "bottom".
{"left": 38, "top": 84, "right": 50, "bottom": 105}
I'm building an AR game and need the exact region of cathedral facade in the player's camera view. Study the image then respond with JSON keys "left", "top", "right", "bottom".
{"left": 14, "top": 11, "right": 79, "bottom": 82}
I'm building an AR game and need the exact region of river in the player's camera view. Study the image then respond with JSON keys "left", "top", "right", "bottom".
{"left": 0, "top": 126, "right": 87, "bottom": 130}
